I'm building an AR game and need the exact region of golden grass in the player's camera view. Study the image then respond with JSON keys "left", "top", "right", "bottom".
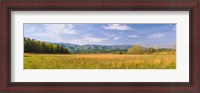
{"left": 24, "top": 53, "right": 176, "bottom": 69}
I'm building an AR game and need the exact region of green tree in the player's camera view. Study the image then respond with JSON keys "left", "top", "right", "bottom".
{"left": 24, "top": 37, "right": 69, "bottom": 54}
{"left": 146, "top": 47, "right": 155, "bottom": 54}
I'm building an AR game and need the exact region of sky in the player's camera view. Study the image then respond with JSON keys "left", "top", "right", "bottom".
{"left": 24, "top": 24, "right": 176, "bottom": 48}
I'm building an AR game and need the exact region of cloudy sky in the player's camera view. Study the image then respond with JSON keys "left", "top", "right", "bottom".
{"left": 24, "top": 24, "right": 176, "bottom": 47}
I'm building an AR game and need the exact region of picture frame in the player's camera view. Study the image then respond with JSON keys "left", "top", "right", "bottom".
{"left": 1, "top": 0, "right": 199, "bottom": 93}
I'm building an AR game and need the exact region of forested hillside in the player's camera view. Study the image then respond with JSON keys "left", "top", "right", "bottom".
{"left": 24, "top": 37, "right": 68, "bottom": 54}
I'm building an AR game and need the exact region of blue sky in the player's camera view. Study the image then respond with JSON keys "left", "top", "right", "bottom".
{"left": 24, "top": 24, "right": 176, "bottom": 48}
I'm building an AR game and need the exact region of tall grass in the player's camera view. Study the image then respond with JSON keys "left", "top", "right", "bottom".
{"left": 24, "top": 53, "right": 176, "bottom": 69}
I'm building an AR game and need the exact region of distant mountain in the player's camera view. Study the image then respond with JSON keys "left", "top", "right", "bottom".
{"left": 57, "top": 43, "right": 175, "bottom": 54}
{"left": 55, "top": 43, "right": 132, "bottom": 54}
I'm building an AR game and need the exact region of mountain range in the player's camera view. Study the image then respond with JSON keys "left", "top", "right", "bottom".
{"left": 56, "top": 43, "right": 132, "bottom": 54}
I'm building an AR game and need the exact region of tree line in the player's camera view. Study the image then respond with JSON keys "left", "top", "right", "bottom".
{"left": 24, "top": 37, "right": 68, "bottom": 54}
{"left": 127, "top": 45, "right": 176, "bottom": 55}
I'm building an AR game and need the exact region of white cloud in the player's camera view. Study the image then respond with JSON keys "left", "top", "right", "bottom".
{"left": 173, "top": 25, "right": 176, "bottom": 31}
{"left": 101, "top": 32, "right": 116, "bottom": 38}
{"left": 44, "top": 24, "right": 78, "bottom": 35}
{"left": 26, "top": 27, "right": 36, "bottom": 32}
{"left": 68, "top": 36, "right": 108, "bottom": 45}
{"left": 103, "top": 24, "right": 133, "bottom": 31}
{"left": 128, "top": 35, "right": 140, "bottom": 38}
{"left": 40, "top": 24, "right": 78, "bottom": 42}
{"left": 113, "top": 37, "right": 121, "bottom": 40}
{"left": 148, "top": 33, "right": 165, "bottom": 39}
{"left": 24, "top": 27, "right": 37, "bottom": 36}
{"left": 25, "top": 24, "right": 79, "bottom": 42}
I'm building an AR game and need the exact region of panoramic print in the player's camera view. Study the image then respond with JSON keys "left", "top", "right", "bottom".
{"left": 24, "top": 24, "right": 176, "bottom": 69}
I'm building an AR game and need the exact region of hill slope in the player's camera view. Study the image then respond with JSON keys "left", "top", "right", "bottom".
{"left": 56, "top": 43, "right": 132, "bottom": 54}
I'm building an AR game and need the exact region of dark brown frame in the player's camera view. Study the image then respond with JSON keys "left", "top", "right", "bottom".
{"left": 0, "top": 0, "right": 199, "bottom": 93}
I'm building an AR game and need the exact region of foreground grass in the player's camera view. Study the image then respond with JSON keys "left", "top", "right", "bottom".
{"left": 24, "top": 53, "right": 176, "bottom": 69}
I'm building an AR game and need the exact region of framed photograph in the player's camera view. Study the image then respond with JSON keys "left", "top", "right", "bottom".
{"left": 1, "top": 0, "right": 200, "bottom": 93}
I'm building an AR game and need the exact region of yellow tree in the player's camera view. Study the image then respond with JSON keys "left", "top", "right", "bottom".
{"left": 127, "top": 45, "right": 143, "bottom": 54}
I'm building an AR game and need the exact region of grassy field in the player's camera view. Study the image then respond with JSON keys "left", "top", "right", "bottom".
{"left": 24, "top": 53, "right": 176, "bottom": 69}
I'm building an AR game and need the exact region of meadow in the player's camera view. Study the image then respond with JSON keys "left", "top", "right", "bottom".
{"left": 24, "top": 53, "right": 176, "bottom": 69}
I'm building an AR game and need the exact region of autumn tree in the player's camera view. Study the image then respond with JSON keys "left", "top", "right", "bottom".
{"left": 127, "top": 45, "right": 144, "bottom": 54}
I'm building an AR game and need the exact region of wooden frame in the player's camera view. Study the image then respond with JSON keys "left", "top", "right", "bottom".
{"left": 1, "top": 0, "right": 199, "bottom": 93}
